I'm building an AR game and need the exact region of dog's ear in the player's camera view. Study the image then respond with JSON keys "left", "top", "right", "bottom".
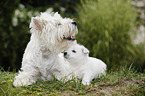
{"left": 82, "top": 47, "right": 89, "bottom": 55}
{"left": 33, "top": 18, "right": 43, "bottom": 31}
{"left": 53, "top": 12, "right": 62, "bottom": 19}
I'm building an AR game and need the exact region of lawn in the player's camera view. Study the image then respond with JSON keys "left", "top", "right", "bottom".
{"left": 0, "top": 66, "right": 144, "bottom": 96}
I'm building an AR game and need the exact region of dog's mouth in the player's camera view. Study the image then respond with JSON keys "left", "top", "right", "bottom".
{"left": 63, "top": 27, "right": 78, "bottom": 41}
{"left": 63, "top": 35, "right": 75, "bottom": 41}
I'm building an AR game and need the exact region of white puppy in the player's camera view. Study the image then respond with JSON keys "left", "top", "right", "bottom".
{"left": 64, "top": 44, "right": 107, "bottom": 85}
{"left": 13, "top": 12, "right": 78, "bottom": 87}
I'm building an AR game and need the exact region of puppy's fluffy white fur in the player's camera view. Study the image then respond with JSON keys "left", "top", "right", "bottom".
{"left": 64, "top": 44, "right": 107, "bottom": 85}
{"left": 13, "top": 12, "right": 78, "bottom": 87}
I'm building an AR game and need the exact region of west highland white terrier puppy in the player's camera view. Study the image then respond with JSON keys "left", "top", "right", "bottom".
{"left": 13, "top": 12, "right": 78, "bottom": 87}
{"left": 64, "top": 44, "right": 107, "bottom": 85}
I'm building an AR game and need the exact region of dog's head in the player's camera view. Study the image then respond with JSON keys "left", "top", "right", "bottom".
{"left": 64, "top": 44, "right": 89, "bottom": 63}
{"left": 29, "top": 12, "right": 78, "bottom": 53}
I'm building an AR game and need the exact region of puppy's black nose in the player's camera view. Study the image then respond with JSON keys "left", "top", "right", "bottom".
{"left": 64, "top": 52, "right": 67, "bottom": 56}
{"left": 72, "top": 21, "right": 77, "bottom": 26}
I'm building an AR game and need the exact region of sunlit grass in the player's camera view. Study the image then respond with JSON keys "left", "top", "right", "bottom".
{"left": 0, "top": 66, "right": 144, "bottom": 95}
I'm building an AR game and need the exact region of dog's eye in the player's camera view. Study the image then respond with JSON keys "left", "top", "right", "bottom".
{"left": 72, "top": 50, "right": 76, "bottom": 53}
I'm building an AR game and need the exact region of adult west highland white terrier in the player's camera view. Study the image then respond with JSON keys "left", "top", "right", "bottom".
{"left": 13, "top": 12, "right": 78, "bottom": 87}
{"left": 64, "top": 44, "right": 107, "bottom": 85}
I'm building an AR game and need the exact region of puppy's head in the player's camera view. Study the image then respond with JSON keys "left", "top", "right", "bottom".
{"left": 64, "top": 44, "right": 89, "bottom": 63}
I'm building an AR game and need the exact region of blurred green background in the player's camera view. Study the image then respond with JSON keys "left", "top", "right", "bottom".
{"left": 0, "top": 0, "right": 144, "bottom": 72}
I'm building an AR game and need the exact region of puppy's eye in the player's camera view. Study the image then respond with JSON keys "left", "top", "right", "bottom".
{"left": 58, "top": 23, "right": 62, "bottom": 26}
{"left": 72, "top": 50, "right": 76, "bottom": 53}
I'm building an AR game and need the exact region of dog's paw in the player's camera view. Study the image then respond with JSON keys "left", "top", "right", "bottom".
{"left": 13, "top": 78, "right": 36, "bottom": 87}
{"left": 13, "top": 73, "right": 37, "bottom": 87}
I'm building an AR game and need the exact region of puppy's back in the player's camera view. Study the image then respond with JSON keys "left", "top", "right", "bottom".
{"left": 88, "top": 57, "right": 107, "bottom": 78}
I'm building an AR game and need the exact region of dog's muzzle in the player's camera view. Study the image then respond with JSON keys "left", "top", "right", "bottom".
{"left": 71, "top": 21, "right": 77, "bottom": 26}
{"left": 63, "top": 35, "right": 75, "bottom": 41}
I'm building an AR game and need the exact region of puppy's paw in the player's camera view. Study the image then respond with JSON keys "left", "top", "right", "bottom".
{"left": 82, "top": 80, "right": 90, "bottom": 85}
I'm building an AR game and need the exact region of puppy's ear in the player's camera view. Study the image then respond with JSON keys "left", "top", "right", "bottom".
{"left": 73, "top": 40, "right": 77, "bottom": 44}
{"left": 82, "top": 47, "right": 90, "bottom": 55}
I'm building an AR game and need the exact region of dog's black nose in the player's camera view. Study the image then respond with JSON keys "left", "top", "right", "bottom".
{"left": 72, "top": 21, "right": 77, "bottom": 26}
{"left": 64, "top": 52, "right": 67, "bottom": 56}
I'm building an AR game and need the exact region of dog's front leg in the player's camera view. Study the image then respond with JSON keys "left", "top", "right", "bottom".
{"left": 13, "top": 65, "right": 40, "bottom": 87}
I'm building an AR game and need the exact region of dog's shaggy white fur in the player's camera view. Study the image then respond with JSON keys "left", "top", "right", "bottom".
{"left": 13, "top": 12, "right": 78, "bottom": 87}
{"left": 64, "top": 44, "right": 107, "bottom": 85}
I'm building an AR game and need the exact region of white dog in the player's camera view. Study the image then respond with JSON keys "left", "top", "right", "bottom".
{"left": 13, "top": 12, "right": 78, "bottom": 87}
{"left": 64, "top": 44, "right": 107, "bottom": 85}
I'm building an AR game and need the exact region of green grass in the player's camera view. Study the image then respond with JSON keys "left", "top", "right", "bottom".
{"left": 76, "top": 0, "right": 145, "bottom": 72}
{"left": 0, "top": 67, "right": 144, "bottom": 96}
